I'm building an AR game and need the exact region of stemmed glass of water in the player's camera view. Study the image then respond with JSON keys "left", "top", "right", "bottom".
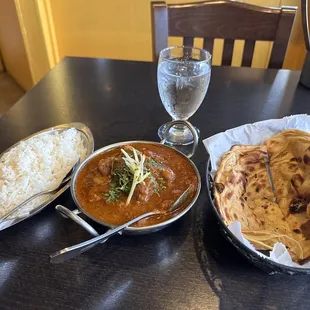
{"left": 157, "top": 46, "right": 211, "bottom": 145}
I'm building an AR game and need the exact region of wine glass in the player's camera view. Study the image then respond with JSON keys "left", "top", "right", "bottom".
{"left": 157, "top": 46, "right": 211, "bottom": 145}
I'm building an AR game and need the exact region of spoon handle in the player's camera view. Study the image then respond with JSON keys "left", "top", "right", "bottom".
{"left": 50, "top": 211, "right": 155, "bottom": 264}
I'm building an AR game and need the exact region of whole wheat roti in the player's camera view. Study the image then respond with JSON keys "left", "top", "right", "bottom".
{"left": 214, "top": 129, "right": 310, "bottom": 263}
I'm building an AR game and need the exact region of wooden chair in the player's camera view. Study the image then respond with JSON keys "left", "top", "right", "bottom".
{"left": 151, "top": 1, "right": 297, "bottom": 68}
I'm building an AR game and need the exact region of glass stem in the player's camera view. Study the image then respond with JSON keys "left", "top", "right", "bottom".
{"left": 171, "top": 118, "right": 187, "bottom": 133}
{"left": 173, "top": 124, "right": 186, "bottom": 132}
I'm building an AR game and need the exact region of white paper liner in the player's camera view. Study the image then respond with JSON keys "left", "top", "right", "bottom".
{"left": 203, "top": 114, "right": 310, "bottom": 269}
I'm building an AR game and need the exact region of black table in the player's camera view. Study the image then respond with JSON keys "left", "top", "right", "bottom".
{"left": 1, "top": 57, "right": 310, "bottom": 310}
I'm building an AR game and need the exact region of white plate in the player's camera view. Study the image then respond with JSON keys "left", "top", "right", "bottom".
{"left": 0, "top": 122, "right": 94, "bottom": 231}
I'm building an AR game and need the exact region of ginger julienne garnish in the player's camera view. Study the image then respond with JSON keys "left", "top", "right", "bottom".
{"left": 104, "top": 147, "right": 151, "bottom": 205}
{"left": 121, "top": 147, "right": 150, "bottom": 205}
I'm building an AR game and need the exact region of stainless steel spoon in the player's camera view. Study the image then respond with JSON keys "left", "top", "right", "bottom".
{"left": 0, "top": 159, "right": 80, "bottom": 223}
{"left": 50, "top": 185, "right": 192, "bottom": 264}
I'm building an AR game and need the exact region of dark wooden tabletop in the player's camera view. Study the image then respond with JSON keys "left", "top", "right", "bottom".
{"left": 1, "top": 57, "right": 310, "bottom": 310}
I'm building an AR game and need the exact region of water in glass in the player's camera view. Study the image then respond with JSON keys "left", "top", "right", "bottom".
{"left": 158, "top": 59, "right": 211, "bottom": 121}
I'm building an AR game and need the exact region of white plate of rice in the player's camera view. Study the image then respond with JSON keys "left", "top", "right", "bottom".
{"left": 0, "top": 122, "right": 94, "bottom": 231}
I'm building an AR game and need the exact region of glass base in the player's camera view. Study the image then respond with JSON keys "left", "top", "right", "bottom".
{"left": 158, "top": 122, "right": 200, "bottom": 146}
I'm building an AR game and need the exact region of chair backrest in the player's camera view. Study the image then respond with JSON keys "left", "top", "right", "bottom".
{"left": 151, "top": 1, "right": 297, "bottom": 69}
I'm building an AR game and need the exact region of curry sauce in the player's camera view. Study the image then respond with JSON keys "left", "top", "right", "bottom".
{"left": 75, "top": 143, "right": 198, "bottom": 227}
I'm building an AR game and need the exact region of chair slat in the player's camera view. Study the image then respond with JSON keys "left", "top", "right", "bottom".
{"left": 222, "top": 39, "right": 234, "bottom": 66}
{"left": 269, "top": 7, "right": 296, "bottom": 69}
{"left": 183, "top": 37, "right": 194, "bottom": 46}
{"left": 242, "top": 40, "right": 255, "bottom": 67}
{"left": 151, "top": 2, "right": 169, "bottom": 61}
{"left": 203, "top": 38, "right": 214, "bottom": 55}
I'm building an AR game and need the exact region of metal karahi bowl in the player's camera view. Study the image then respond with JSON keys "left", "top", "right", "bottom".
{"left": 206, "top": 159, "right": 310, "bottom": 275}
{"left": 70, "top": 121, "right": 201, "bottom": 234}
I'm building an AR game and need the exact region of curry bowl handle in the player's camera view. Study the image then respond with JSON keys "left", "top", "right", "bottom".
{"left": 55, "top": 205, "right": 100, "bottom": 237}
{"left": 160, "top": 120, "right": 198, "bottom": 158}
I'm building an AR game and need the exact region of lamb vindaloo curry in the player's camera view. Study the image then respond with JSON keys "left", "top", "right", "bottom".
{"left": 75, "top": 143, "right": 199, "bottom": 227}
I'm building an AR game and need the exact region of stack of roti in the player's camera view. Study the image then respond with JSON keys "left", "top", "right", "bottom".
{"left": 214, "top": 129, "right": 310, "bottom": 264}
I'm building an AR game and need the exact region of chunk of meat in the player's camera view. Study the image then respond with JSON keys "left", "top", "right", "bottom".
{"left": 98, "top": 157, "right": 114, "bottom": 176}
{"left": 134, "top": 179, "right": 154, "bottom": 203}
{"left": 161, "top": 167, "right": 175, "bottom": 182}
{"left": 98, "top": 156, "right": 122, "bottom": 176}
{"left": 144, "top": 150, "right": 165, "bottom": 163}
{"left": 111, "top": 158, "right": 125, "bottom": 173}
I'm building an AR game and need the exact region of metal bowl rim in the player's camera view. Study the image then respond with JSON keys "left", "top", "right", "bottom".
{"left": 71, "top": 140, "right": 201, "bottom": 232}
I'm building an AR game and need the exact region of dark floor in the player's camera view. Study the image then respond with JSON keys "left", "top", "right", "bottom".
{"left": 0, "top": 72, "right": 25, "bottom": 117}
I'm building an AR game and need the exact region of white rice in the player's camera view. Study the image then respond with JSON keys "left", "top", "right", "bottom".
{"left": 0, "top": 128, "right": 87, "bottom": 219}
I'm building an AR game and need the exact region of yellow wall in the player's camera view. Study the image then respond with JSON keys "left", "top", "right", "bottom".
{"left": 0, "top": 0, "right": 33, "bottom": 89}
{"left": 15, "top": 0, "right": 51, "bottom": 85}
{"left": 49, "top": 0, "right": 306, "bottom": 69}
{"left": 50, "top": 0, "right": 153, "bottom": 62}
